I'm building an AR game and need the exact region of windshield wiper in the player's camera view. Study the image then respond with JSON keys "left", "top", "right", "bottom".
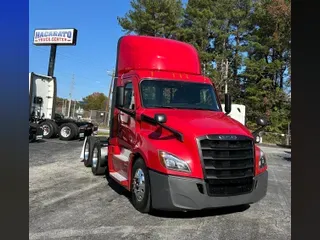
{"left": 180, "top": 107, "right": 216, "bottom": 111}
{"left": 147, "top": 105, "right": 217, "bottom": 111}
{"left": 148, "top": 105, "right": 178, "bottom": 109}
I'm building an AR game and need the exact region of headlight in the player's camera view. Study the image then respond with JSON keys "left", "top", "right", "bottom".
{"left": 158, "top": 151, "right": 190, "bottom": 172}
{"left": 259, "top": 150, "right": 267, "bottom": 168}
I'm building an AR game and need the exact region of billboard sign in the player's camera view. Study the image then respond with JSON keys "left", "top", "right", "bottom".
{"left": 33, "top": 28, "right": 78, "bottom": 46}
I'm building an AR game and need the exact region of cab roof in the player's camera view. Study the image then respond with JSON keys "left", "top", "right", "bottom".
{"left": 116, "top": 35, "right": 202, "bottom": 77}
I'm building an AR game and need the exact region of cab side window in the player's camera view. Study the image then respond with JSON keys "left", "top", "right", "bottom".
{"left": 123, "top": 82, "right": 135, "bottom": 110}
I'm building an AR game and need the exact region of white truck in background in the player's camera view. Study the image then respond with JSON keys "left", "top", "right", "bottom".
{"left": 221, "top": 103, "right": 262, "bottom": 143}
{"left": 221, "top": 103, "right": 246, "bottom": 125}
{"left": 29, "top": 72, "right": 98, "bottom": 141}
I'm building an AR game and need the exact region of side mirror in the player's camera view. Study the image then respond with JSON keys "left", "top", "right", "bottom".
{"left": 256, "top": 117, "right": 268, "bottom": 126}
{"left": 224, "top": 93, "right": 232, "bottom": 115}
{"left": 154, "top": 114, "right": 167, "bottom": 124}
{"left": 116, "top": 86, "right": 124, "bottom": 108}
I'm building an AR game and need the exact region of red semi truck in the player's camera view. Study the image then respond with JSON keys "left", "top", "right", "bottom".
{"left": 80, "top": 35, "right": 268, "bottom": 213}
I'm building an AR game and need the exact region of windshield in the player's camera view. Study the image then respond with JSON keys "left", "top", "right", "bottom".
{"left": 140, "top": 80, "right": 221, "bottom": 111}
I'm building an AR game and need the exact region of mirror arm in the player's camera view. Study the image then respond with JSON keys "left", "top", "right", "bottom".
{"left": 158, "top": 122, "right": 184, "bottom": 142}
{"left": 140, "top": 114, "right": 184, "bottom": 142}
{"left": 252, "top": 125, "right": 267, "bottom": 137}
{"left": 117, "top": 106, "right": 136, "bottom": 118}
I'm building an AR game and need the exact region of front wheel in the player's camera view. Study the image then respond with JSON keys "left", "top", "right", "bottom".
{"left": 131, "top": 158, "right": 152, "bottom": 213}
{"left": 40, "top": 121, "right": 55, "bottom": 139}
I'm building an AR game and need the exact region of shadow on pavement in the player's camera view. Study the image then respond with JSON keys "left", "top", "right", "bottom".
{"left": 150, "top": 204, "right": 250, "bottom": 219}
{"left": 29, "top": 139, "right": 46, "bottom": 144}
{"left": 277, "top": 151, "right": 291, "bottom": 162}
{"left": 105, "top": 175, "right": 131, "bottom": 199}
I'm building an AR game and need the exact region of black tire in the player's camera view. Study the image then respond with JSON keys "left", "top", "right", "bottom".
{"left": 91, "top": 142, "right": 106, "bottom": 176}
{"left": 29, "top": 131, "right": 36, "bottom": 143}
{"left": 73, "top": 125, "right": 80, "bottom": 140}
{"left": 83, "top": 136, "right": 98, "bottom": 167}
{"left": 39, "top": 121, "right": 55, "bottom": 139}
{"left": 58, "top": 123, "right": 77, "bottom": 141}
{"left": 97, "top": 136, "right": 109, "bottom": 143}
{"left": 49, "top": 121, "right": 59, "bottom": 137}
{"left": 131, "top": 158, "right": 152, "bottom": 213}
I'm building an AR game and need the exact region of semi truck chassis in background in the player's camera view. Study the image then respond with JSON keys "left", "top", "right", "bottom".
{"left": 29, "top": 72, "right": 98, "bottom": 141}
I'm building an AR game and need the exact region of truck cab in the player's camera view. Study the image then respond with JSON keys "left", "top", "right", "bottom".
{"left": 83, "top": 35, "right": 268, "bottom": 213}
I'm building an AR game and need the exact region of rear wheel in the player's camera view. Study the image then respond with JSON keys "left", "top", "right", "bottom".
{"left": 50, "top": 121, "right": 59, "bottom": 137}
{"left": 29, "top": 128, "right": 36, "bottom": 143}
{"left": 73, "top": 125, "right": 80, "bottom": 140}
{"left": 131, "top": 158, "right": 152, "bottom": 213}
{"left": 84, "top": 136, "right": 98, "bottom": 167}
{"left": 58, "top": 123, "right": 77, "bottom": 141}
{"left": 39, "top": 121, "right": 54, "bottom": 139}
{"left": 91, "top": 142, "right": 106, "bottom": 176}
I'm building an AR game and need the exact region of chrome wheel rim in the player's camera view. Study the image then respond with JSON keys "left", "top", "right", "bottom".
{"left": 133, "top": 168, "right": 145, "bottom": 202}
{"left": 61, "top": 126, "right": 71, "bottom": 138}
{"left": 84, "top": 142, "right": 89, "bottom": 160}
{"left": 42, "top": 125, "right": 50, "bottom": 136}
{"left": 92, "top": 148, "right": 98, "bottom": 168}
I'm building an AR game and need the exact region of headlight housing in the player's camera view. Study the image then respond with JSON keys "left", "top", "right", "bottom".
{"left": 259, "top": 150, "right": 267, "bottom": 168}
{"left": 158, "top": 151, "right": 190, "bottom": 172}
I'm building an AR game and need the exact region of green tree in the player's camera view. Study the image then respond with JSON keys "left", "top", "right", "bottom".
{"left": 180, "top": 0, "right": 255, "bottom": 102}
{"left": 117, "top": 0, "right": 291, "bottom": 135}
{"left": 117, "top": 0, "right": 184, "bottom": 38}
{"left": 241, "top": 0, "right": 291, "bottom": 132}
{"left": 82, "top": 92, "right": 108, "bottom": 111}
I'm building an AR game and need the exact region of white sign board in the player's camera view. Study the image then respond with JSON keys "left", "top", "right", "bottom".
{"left": 33, "top": 28, "right": 77, "bottom": 46}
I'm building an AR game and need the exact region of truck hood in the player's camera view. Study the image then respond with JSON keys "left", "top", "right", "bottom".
{"left": 142, "top": 109, "right": 253, "bottom": 139}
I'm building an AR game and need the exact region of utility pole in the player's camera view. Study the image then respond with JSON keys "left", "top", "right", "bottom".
{"left": 68, "top": 74, "right": 75, "bottom": 118}
{"left": 73, "top": 99, "right": 77, "bottom": 118}
{"left": 105, "top": 70, "right": 115, "bottom": 127}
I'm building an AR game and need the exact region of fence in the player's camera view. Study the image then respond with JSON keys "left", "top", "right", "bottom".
{"left": 84, "top": 110, "right": 110, "bottom": 128}
{"left": 258, "top": 131, "right": 291, "bottom": 146}
{"left": 55, "top": 100, "right": 81, "bottom": 119}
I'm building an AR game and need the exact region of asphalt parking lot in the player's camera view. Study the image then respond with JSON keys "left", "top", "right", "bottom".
{"left": 29, "top": 139, "right": 291, "bottom": 240}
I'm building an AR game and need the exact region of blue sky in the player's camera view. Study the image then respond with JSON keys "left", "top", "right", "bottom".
{"left": 29, "top": 0, "right": 133, "bottom": 100}
{"left": 29, "top": 0, "right": 188, "bottom": 101}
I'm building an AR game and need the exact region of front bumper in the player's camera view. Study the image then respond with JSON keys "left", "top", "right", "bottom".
{"left": 149, "top": 170, "right": 268, "bottom": 211}
{"left": 30, "top": 124, "right": 44, "bottom": 140}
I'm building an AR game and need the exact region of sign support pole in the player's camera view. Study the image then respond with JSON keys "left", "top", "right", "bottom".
{"left": 47, "top": 44, "right": 57, "bottom": 77}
